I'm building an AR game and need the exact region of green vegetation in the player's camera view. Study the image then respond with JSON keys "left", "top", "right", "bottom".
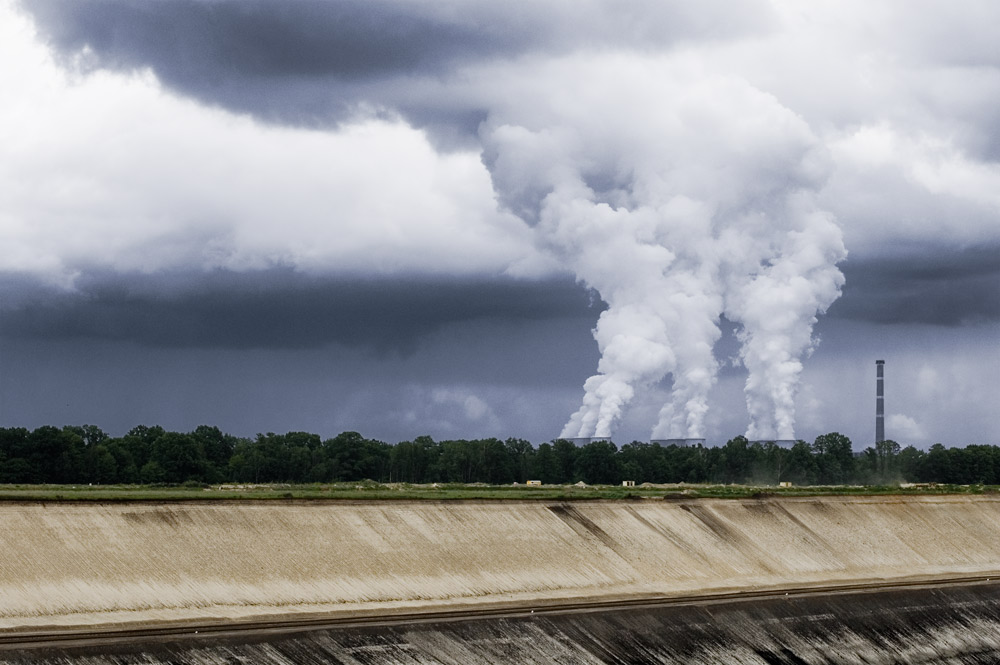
{"left": 1, "top": 424, "right": 998, "bottom": 490}
{"left": 0, "top": 480, "right": 995, "bottom": 502}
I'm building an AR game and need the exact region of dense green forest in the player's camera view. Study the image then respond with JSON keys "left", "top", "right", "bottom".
{"left": 0, "top": 425, "right": 997, "bottom": 486}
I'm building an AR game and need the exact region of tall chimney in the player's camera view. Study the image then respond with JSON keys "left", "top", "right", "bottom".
{"left": 875, "top": 360, "right": 885, "bottom": 444}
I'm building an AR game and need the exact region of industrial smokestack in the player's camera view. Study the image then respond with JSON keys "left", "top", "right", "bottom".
{"left": 875, "top": 360, "right": 885, "bottom": 444}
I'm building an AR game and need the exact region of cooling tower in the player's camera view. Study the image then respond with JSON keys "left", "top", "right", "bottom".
{"left": 567, "top": 437, "right": 611, "bottom": 446}
{"left": 650, "top": 438, "right": 705, "bottom": 447}
{"left": 751, "top": 440, "right": 797, "bottom": 449}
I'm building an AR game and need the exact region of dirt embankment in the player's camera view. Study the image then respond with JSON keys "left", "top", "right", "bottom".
{"left": 7, "top": 583, "right": 1000, "bottom": 664}
{"left": 2, "top": 495, "right": 1000, "bottom": 629}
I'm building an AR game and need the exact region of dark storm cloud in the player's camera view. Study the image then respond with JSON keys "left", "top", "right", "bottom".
{"left": 20, "top": 0, "right": 773, "bottom": 131}
{"left": 830, "top": 244, "right": 1000, "bottom": 326}
{"left": 26, "top": 0, "right": 535, "bottom": 79}
{"left": 0, "top": 269, "right": 602, "bottom": 352}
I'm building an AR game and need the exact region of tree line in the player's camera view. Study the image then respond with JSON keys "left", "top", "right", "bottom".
{"left": 0, "top": 424, "right": 998, "bottom": 486}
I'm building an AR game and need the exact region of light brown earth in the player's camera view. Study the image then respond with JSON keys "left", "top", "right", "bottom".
{"left": 2, "top": 495, "right": 999, "bottom": 631}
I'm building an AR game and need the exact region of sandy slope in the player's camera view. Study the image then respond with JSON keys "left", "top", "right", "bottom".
{"left": 2, "top": 495, "right": 999, "bottom": 629}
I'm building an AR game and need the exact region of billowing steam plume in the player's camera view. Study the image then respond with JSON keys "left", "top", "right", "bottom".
{"left": 480, "top": 57, "right": 846, "bottom": 441}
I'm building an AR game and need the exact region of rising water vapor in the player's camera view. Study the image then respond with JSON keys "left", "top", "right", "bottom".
{"left": 480, "top": 57, "right": 845, "bottom": 441}
{"left": 725, "top": 205, "right": 846, "bottom": 440}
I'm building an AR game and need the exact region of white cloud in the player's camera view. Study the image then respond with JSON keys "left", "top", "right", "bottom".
{"left": 431, "top": 388, "right": 500, "bottom": 427}
{"left": 5, "top": 0, "right": 1000, "bottom": 287}
{"left": 388, "top": 386, "right": 503, "bottom": 439}
{"left": 3, "top": 0, "right": 999, "bottom": 447}
{"left": 887, "top": 413, "right": 927, "bottom": 444}
{"left": 0, "top": 1, "right": 546, "bottom": 287}
{"left": 691, "top": 1, "right": 1000, "bottom": 260}
{"left": 827, "top": 125, "right": 1000, "bottom": 251}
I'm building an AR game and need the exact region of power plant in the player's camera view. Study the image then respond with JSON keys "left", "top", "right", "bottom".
{"left": 750, "top": 440, "right": 797, "bottom": 448}
{"left": 567, "top": 437, "right": 611, "bottom": 446}
{"left": 650, "top": 438, "right": 705, "bottom": 447}
{"left": 876, "top": 359, "right": 885, "bottom": 444}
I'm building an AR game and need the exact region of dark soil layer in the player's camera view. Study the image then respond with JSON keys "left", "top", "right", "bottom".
{"left": 6, "top": 582, "right": 1000, "bottom": 664}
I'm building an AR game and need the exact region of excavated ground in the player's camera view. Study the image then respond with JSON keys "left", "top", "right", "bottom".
{"left": 2, "top": 495, "right": 1000, "bottom": 632}
{"left": 5, "top": 582, "right": 1000, "bottom": 664}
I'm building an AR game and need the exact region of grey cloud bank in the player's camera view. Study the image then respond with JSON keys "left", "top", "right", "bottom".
{"left": 24, "top": 0, "right": 774, "bottom": 134}
{"left": 0, "top": 270, "right": 598, "bottom": 352}
{"left": 1, "top": 0, "right": 998, "bottom": 448}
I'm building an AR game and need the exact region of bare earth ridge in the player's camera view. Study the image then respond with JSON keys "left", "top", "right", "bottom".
{"left": 2, "top": 495, "right": 999, "bottom": 631}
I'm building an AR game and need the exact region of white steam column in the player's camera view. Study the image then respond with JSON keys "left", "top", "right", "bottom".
{"left": 479, "top": 66, "right": 846, "bottom": 444}
{"left": 875, "top": 360, "right": 885, "bottom": 444}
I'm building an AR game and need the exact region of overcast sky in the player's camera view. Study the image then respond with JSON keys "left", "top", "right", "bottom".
{"left": 1, "top": 0, "right": 997, "bottom": 448}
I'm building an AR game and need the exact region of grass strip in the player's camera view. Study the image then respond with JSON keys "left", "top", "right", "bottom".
{"left": 0, "top": 482, "right": 995, "bottom": 502}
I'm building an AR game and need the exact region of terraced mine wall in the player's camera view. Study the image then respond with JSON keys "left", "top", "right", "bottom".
{"left": 3, "top": 495, "right": 1000, "bottom": 632}
{"left": 6, "top": 582, "right": 1000, "bottom": 664}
